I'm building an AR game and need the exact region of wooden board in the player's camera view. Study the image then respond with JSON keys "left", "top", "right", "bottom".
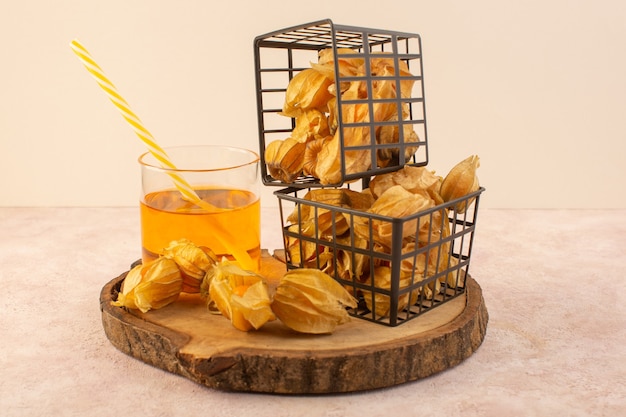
{"left": 100, "top": 252, "right": 488, "bottom": 394}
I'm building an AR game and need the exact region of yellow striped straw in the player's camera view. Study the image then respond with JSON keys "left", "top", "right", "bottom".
{"left": 69, "top": 39, "right": 207, "bottom": 208}
{"left": 70, "top": 39, "right": 255, "bottom": 270}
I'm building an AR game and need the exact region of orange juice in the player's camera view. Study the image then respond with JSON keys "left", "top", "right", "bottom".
{"left": 140, "top": 187, "right": 261, "bottom": 270}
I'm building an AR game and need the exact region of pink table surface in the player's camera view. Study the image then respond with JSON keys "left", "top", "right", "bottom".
{"left": 1, "top": 207, "right": 624, "bottom": 416}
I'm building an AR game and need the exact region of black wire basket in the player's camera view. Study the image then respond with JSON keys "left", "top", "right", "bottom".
{"left": 255, "top": 20, "right": 485, "bottom": 326}
{"left": 275, "top": 185, "right": 485, "bottom": 327}
{"left": 254, "top": 19, "right": 428, "bottom": 188}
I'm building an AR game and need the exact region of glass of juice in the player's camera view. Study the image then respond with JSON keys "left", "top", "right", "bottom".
{"left": 139, "top": 145, "right": 261, "bottom": 271}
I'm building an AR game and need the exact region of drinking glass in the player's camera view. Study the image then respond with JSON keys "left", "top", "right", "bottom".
{"left": 139, "top": 145, "right": 261, "bottom": 271}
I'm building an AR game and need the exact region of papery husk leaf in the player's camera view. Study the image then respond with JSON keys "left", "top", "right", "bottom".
{"left": 161, "top": 239, "right": 218, "bottom": 293}
{"left": 207, "top": 275, "right": 233, "bottom": 317}
{"left": 112, "top": 257, "right": 183, "bottom": 313}
{"left": 265, "top": 138, "right": 306, "bottom": 183}
{"left": 366, "top": 57, "right": 415, "bottom": 124}
{"left": 312, "top": 48, "right": 363, "bottom": 90}
{"left": 440, "top": 155, "right": 480, "bottom": 213}
{"left": 361, "top": 266, "right": 415, "bottom": 317}
{"left": 286, "top": 189, "right": 349, "bottom": 224}
{"left": 399, "top": 241, "right": 445, "bottom": 300}
{"left": 421, "top": 278, "right": 441, "bottom": 300}
{"left": 306, "top": 132, "right": 339, "bottom": 185}
{"left": 353, "top": 185, "right": 434, "bottom": 248}
{"left": 307, "top": 246, "right": 336, "bottom": 274}
{"left": 367, "top": 57, "right": 419, "bottom": 168}
{"left": 376, "top": 122, "right": 420, "bottom": 168}
{"left": 119, "top": 264, "right": 143, "bottom": 295}
{"left": 371, "top": 56, "right": 415, "bottom": 98}
{"left": 400, "top": 243, "right": 429, "bottom": 278}
{"left": 271, "top": 268, "right": 357, "bottom": 334}
{"left": 326, "top": 97, "right": 338, "bottom": 134}
{"left": 112, "top": 264, "right": 143, "bottom": 310}
{"left": 347, "top": 189, "right": 375, "bottom": 211}
{"left": 303, "top": 135, "right": 332, "bottom": 177}
{"left": 369, "top": 166, "right": 442, "bottom": 200}
{"left": 229, "top": 280, "right": 276, "bottom": 331}
{"left": 277, "top": 284, "right": 351, "bottom": 321}
{"left": 287, "top": 187, "right": 373, "bottom": 221}
{"left": 204, "top": 259, "right": 262, "bottom": 290}
{"left": 308, "top": 81, "right": 372, "bottom": 184}
{"left": 415, "top": 207, "right": 449, "bottom": 247}
{"left": 272, "top": 290, "right": 343, "bottom": 334}
{"left": 286, "top": 188, "right": 370, "bottom": 240}
{"left": 206, "top": 260, "right": 275, "bottom": 331}
{"left": 291, "top": 109, "right": 330, "bottom": 143}
{"left": 316, "top": 211, "right": 350, "bottom": 237}
{"left": 334, "top": 234, "right": 370, "bottom": 282}
{"left": 439, "top": 253, "right": 467, "bottom": 288}
{"left": 281, "top": 269, "right": 357, "bottom": 309}
{"left": 282, "top": 68, "right": 333, "bottom": 118}
{"left": 285, "top": 228, "right": 319, "bottom": 266}
{"left": 134, "top": 283, "right": 181, "bottom": 313}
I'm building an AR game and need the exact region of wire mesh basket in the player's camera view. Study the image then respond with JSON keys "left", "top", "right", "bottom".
{"left": 275, "top": 185, "right": 485, "bottom": 326}
{"left": 256, "top": 20, "right": 485, "bottom": 326}
{"left": 254, "top": 19, "right": 428, "bottom": 188}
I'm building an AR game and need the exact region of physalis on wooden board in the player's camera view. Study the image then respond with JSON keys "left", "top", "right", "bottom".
{"left": 111, "top": 256, "right": 183, "bottom": 314}
{"left": 272, "top": 269, "right": 357, "bottom": 334}
{"left": 201, "top": 259, "right": 276, "bottom": 332}
{"left": 111, "top": 155, "right": 479, "bottom": 330}
{"left": 111, "top": 238, "right": 358, "bottom": 334}
{"left": 161, "top": 239, "right": 218, "bottom": 293}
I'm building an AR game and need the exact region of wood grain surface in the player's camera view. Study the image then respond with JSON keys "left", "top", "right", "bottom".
{"left": 100, "top": 252, "right": 488, "bottom": 394}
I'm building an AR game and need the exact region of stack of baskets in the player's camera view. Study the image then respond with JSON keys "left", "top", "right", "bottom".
{"left": 254, "top": 19, "right": 484, "bottom": 326}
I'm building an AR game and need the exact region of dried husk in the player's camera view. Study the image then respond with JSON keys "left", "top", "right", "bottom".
{"left": 333, "top": 234, "right": 370, "bottom": 282}
{"left": 286, "top": 188, "right": 373, "bottom": 239}
{"left": 353, "top": 185, "right": 434, "bottom": 248}
{"left": 274, "top": 49, "right": 424, "bottom": 184}
{"left": 399, "top": 240, "right": 450, "bottom": 300}
{"left": 161, "top": 239, "right": 218, "bottom": 293}
{"left": 284, "top": 225, "right": 319, "bottom": 266}
{"left": 361, "top": 266, "right": 416, "bottom": 318}
{"left": 367, "top": 57, "right": 415, "bottom": 125}
{"left": 284, "top": 188, "right": 373, "bottom": 274}
{"left": 271, "top": 293, "right": 342, "bottom": 334}
{"left": 265, "top": 138, "right": 307, "bottom": 183}
{"left": 312, "top": 48, "right": 363, "bottom": 93}
{"left": 286, "top": 189, "right": 350, "bottom": 224}
{"left": 440, "top": 155, "right": 480, "bottom": 213}
{"left": 368, "top": 57, "right": 419, "bottom": 168}
{"left": 282, "top": 271, "right": 354, "bottom": 308}
{"left": 303, "top": 135, "right": 332, "bottom": 177}
{"left": 285, "top": 230, "right": 337, "bottom": 275}
{"left": 439, "top": 253, "right": 467, "bottom": 289}
{"left": 205, "top": 260, "right": 275, "bottom": 332}
{"left": 421, "top": 278, "right": 441, "bottom": 301}
{"left": 368, "top": 56, "right": 416, "bottom": 99}
{"left": 344, "top": 189, "right": 376, "bottom": 211}
{"left": 376, "top": 121, "right": 420, "bottom": 168}
{"left": 271, "top": 268, "right": 357, "bottom": 334}
{"left": 112, "top": 257, "right": 183, "bottom": 313}
{"left": 400, "top": 242, "right": 431, "bottom": 278}
{"left": 369, "top": 165, "right": 443, "bottom": 200}
{"left": 326, "top": 97, "right": 339, "bottom": 134}
{"left": 291, "top": 108, "right": 331, "bottom": 143}
{"left": 307, "top": 81, "right": 372, "bottom": 184}
{"left": 282, "top": 68, "right": 333, "bottom": 118}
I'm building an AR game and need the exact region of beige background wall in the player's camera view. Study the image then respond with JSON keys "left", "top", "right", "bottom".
{"left": 1, "top": 0, "right": 625, "bottom": 208}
